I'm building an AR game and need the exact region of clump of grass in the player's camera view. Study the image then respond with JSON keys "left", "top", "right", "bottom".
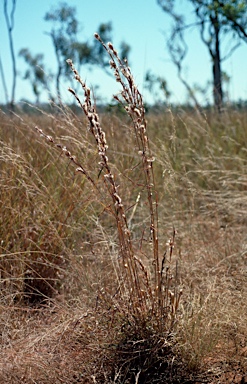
{"left": 71, "top": 34, "right": 183, "bottom": 326}
{"left": 34, "top": 34, "right": 183, "bottom": 380}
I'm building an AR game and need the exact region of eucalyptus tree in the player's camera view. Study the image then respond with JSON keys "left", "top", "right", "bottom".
{"left": 44, "top": 2, "right": 80, "bottom": 100}
{"left": 158, "top": 0, "right": 247, "bottom": 110}
{"left": 44, "top": 3, "right": 131, "bottom": 101}
{"left": 19, "top": 48, "right": 50, "bottom": 103}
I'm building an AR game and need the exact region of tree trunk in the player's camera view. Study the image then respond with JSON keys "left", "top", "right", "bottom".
{"left": 212, "top": 12, "right": 223, "bottom": 112}
{"left": 56, "top": 64, "right": 62, "bottom": 102}
{"left": 0, "top": 54, "right": 9, "bottom": 104}
{"left": 51, "top": 33, "right": 62, "bottom": 101}
{"left": 4, "top": 0, "right": 17, "bottom": 110}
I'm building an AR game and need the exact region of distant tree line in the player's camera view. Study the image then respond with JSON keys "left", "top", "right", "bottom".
{"left": 1, "top": 0, "right": 247, "bottom": 111}
{"left": 1, "top": 2, "right": 131, "bottom": 108}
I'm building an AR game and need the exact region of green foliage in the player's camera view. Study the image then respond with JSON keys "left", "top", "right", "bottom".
{"left": 44, "top": 2, "right": 78, "bottom": 35}
{"left": 144, "top": 69, "right": 171, "bottom": 102}
{"left": 19, "top": 48, "right": 49, "bottom": 102}
{"left": 43, "top": 4, "right": 131, "bottom": 100}
{"left": 189, "top": 0, "right": 247, "bottom": 33}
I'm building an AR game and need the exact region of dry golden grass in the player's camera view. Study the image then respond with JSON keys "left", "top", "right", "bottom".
{"left": 0, "top": 36, "right": 246, "bottom": 383}
{"left": 1, "top": 107, "right": 247, "bottom": 383}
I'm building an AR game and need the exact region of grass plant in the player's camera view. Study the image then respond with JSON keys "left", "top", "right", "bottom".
{"left": 0, "top": 34, "right": 246, "bottom": 383}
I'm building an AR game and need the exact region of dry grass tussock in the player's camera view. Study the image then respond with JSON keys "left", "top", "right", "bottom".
{"left": 0, "top": 34, "right": 246, "bottom": 383}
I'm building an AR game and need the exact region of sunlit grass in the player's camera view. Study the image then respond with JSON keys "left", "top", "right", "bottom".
{"left": 0, "top": 43, "right": 246, "bottom": 382}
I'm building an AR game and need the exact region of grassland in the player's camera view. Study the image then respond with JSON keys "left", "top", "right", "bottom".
{"left": 0, "top": 103, "right": 246, "bottom": 383}
{"left": 0, "top": 41, "right": 247, "bottom": 383}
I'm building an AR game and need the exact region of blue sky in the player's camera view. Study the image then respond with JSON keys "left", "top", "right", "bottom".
{"left": 1, "top": 0, "right": 247, "bottom": 105}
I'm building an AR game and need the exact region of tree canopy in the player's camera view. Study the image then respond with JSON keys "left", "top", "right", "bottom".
{"left": 158, "top": 0, "right": 247, "bottom": 110}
